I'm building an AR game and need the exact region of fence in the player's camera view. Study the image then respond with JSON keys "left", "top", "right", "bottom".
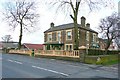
{"left": 9, "top": 50, "right": 31, "bottom": 55}
{"left": 9, "top": 50, "right": 80, "bottom": 58}
{"left": 35, "top": 50, "right": 80, "bottom": 58}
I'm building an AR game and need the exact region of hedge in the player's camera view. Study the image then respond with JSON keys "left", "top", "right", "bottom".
{"left": 87, "top": 49, "right": 120, "bottom": 55}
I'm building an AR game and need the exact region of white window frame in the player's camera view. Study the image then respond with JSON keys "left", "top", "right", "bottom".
{"left": 57, "top": 31, "right": 61, "bottom": 41}
{"left": 93, "top": 33, "right": 96, "bottom": 42}
{"left": 66, "top": 29, "right": 72, "bottom": 40}
{"left": 65, "top": 44, "right": 73, "bottom": 50}
{"left": 47, "top": 33, "right": 52, "bottom": 42}
{"left": 86, "top": 31, "right": 89, "bottom": 41}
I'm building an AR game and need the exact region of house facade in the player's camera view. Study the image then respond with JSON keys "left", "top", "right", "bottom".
{"left": 44, "top": 16, "right": 99, "bottom": 50}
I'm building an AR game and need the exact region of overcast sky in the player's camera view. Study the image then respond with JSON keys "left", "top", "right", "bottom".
{"left": 0, "top": 0, "right": 119, "bottom": 44}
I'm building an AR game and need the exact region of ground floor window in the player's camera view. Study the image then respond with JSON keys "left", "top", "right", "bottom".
{"left": 46, "top": 44, "right": 50, "bottom": 50}
{"left": 45, "top": 44, "right": 63, "bottom": 50}
{"left": 65, "top": 44, "right": 73, "bottom": 51}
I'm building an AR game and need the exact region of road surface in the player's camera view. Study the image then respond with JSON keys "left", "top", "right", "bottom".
{"left": 1, "top": 53, "right": 119, "bottom": 79}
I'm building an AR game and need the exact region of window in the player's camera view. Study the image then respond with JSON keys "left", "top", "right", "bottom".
{"left": 65, "top": 44, "right": 73, "bottom": 51}
{"left": 86, "top": 31, "right": 89, "bottom": 41}
{"left": 57, "top": 31, "right": 61, "bottom": 41}
{"left": 66, "top": 31, "right": 72, "bottom": 40}
{"left": 93, "top": 33, "right": 96, "bottom": 42}
{"left": 52, "top": 32, "right": 56, "bottom": 41}
{"left": 69, "top": 45, "right": 72, "bottom": 50}
{"left": 66, "top": 45, "right": 68, "bottom": 50}
{"left": 48, "top": 34, "right": 52, "bottom": 41}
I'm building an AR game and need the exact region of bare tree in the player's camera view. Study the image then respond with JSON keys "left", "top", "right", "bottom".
{"left": 115, "top": 22, "right": 120, "bottom": 50}
{"left": 2, "top": 0, "right": 40, "bottom": 49}
{"left": 1, "top": 35, "right": 12, "bottom": 42}
{"left": 46, "top": 0, "right": 114, "bottom": 50}
{"left": 99, "top": 13, "right": 120, "bottom": 53}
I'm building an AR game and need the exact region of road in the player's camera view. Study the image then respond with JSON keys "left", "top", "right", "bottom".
{"left": 1, "top": 53, "right": 119, "bottom": 78}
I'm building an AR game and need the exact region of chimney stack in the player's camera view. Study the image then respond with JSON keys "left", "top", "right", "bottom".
{"left": 50, "top": 22, "right": 54, "bottom": 28}
{"left": 86, "top": 23, "right": 90, "bottom": 29}
{"left": 81, "top": 16, "right": 86, "bottom": 27}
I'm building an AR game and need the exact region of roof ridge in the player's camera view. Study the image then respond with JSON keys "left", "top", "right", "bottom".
{"left": 44, "top": 23, "right": 97, "bottom": 33}
{"left": 24, "top": 43, "right": 43, "bottom": 45}
{"left": 55, "top": 23, "right": 74, "bottom": 27}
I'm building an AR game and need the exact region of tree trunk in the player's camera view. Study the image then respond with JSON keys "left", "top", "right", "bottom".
{"left": 69, "top": 1, "right": 80, "bottom": 50}
{"left": 74, "top": 20, "right": 79, "bottom": 50}
{"left": 105, "top": 40, "right": 111, "bottom": 54}
{"left": 105, "top": 48, "right": 108, "bottom": 54}
{"left": 18, "top": 23, "right": 23, "bottom": 49}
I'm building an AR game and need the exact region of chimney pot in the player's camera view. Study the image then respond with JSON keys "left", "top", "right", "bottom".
{"left": 81, "top": 16, "right": 86, "bottom": 27}
{"left": 50, "top": 22, "right": 54, "bottom": 28}
{"left": 86, "top": 23, "right": 90, "bottom": 29}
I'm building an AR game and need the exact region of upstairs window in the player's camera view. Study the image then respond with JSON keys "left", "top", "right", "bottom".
{"left": 66, "top": 31, "right": 72, "bottom": 40}
{"left": 48, "top": 34, "right": 52, "bottom": 41}
{"left": 86, "top": 31, "right": 89, "bottom": 41}
{"left": 57, "top": 31, "right": 61, "bottom": 41}
{"left": 93, "top": 33, "right": 96, "bottom": 42}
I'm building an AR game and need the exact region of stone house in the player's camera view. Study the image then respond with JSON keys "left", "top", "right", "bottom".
{"left": 44, "top": 16, "right": 99, "bottom": 50}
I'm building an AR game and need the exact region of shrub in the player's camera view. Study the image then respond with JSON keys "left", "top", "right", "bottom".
{"left": 87, "top": 49, "right": 119, "bottom": 55}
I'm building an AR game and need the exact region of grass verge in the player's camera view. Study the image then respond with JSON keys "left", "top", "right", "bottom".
{"left": 85, "top": 54, "right": 119, "bottom": 65}
{"left": 35, "top": 54, "right": 119, "bottom": 66}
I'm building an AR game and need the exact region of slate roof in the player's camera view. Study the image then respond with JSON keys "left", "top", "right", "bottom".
{"left": 44, "top": 23, "right": 98, "bottom": 33}
{"left": 23, "top": 43, "right": 43, "bottom": 50}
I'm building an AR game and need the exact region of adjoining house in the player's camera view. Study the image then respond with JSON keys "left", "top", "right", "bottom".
{"left": 98, "top": 38, "right": 107, "bottom": 50}
{"left": 0, "top": 41, "right": 18, "bottom": 53}
{"left": 22, "top": 43, "right": 43, "bottom": 50}
{"left": 44, "top": 16, "right": 99, "bottom": 50}
{"left": 98, "top": 38, "right": 116, "bottom": 50}
{"left": 0, "top": 41, "right": 18, "bottom": 49}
